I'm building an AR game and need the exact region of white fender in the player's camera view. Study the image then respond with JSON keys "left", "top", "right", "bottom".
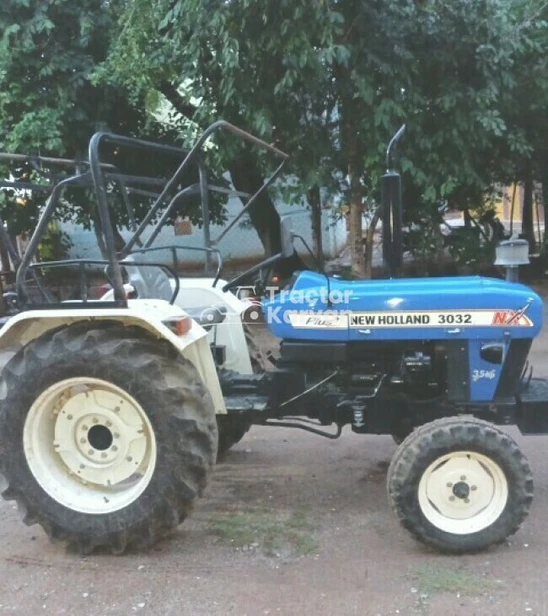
{"left": 0, "top": 299, "right": 227, "bottom": 414}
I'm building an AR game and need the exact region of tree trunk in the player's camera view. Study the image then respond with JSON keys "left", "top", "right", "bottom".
{"left": 347, "top": 130, "right": 366, "bottom": 278}
{"left": 92, "top": 216, "right": 127, "bottom": 262}
{"left": 228, "top": 152, "right": 281, "bottom": 255}
{"left": 522, "top": 160, "right": 536, "bottom": 252}
{"left": 364, "top": 208, "right": 380, "bottom": 279}
{"left": 464, "top": 207, "right": 472, "bottom": 228}
{"left": 228, "top": 152, "right": 304, "bottom": 278}
{"left": 0, "top": 235, "right": 6, "bottom": 315}
{"left": 158, "top": 83, "right": 300, "bottom": 267}
{"left": 92, "top": 212, "right": 108, "bottom": 260}
{"left": 0, "top": 273, "right": 4, "bottom": 317}
{"left": 0, "top": 239, "right": 11, "bottom": 276}
{"left": 542, "top": 188, "right": 548, "bottom": 254}
{"left": 308, "top": 186, "right": 324, "bottom": 268}
{"left": 539, "top": 151, "right": 548, "bottom": 253}
{"left": 113, "top": 227, "right": 126, "bottom": 253}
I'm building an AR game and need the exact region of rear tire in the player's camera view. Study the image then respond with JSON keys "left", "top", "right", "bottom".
{"left": 387, "top": 417, "right": 533, "bottom": 553}
{"left": 0, "top": 321, "right": 217, "bottom": 554}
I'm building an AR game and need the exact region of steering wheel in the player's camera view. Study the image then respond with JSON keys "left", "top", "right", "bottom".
{"left": 222, "top": 253, "right": 282, "bottom": 294}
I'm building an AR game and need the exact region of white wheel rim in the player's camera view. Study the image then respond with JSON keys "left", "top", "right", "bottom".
{"left": 418, "top": 450, "right": 508, "bottom": 535}
{"left": 23, "top": 378, "right": 157, "bottom": 515}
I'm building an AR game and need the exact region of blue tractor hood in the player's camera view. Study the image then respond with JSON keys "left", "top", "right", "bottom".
{"left": 263, "top": 271, "right": 543, "bottom": 342}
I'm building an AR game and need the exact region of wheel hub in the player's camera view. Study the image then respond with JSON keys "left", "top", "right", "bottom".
{"left": 418, "top": 451, "right": 508, "bottom": 534}
{"left": 24, "top": 377, "right": 157, "bottom": 515}
{"left": 87, "top": 424, "right": 113, "bottom": 451}
{"left": 54, "top": 388, "right": 148, "bottom": 486}
{"left": 452, "top": 481, "right": 470, "bottom": 500}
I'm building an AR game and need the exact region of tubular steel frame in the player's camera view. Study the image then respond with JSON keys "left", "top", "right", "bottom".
{"left": 0, "top": 121, "right": 288, "bottom": 309}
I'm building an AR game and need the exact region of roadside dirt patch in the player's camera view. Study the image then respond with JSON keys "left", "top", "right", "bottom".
{"left": 3, "top": 422, "right": 548, "bottom": 615}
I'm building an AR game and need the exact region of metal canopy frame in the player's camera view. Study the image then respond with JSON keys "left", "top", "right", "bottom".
{"left": 0, "top": 120, "right": 288, "bottom": 308}
{"left": 88, "top": 120, "right": 288, "bottom": 302}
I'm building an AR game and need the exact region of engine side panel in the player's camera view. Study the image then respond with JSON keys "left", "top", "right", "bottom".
{"left": 262, "top": 272, "right": 542, "bottom": 404}
{"left": 264, "top": 272, "right": 543, "bottom": 343}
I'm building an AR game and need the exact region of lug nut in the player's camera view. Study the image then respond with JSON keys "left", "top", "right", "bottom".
{"left": 112, "top": 446, "right": 118, "bottom": 452}
{"left": 80, "top": 464, "right": 85, "bottom": 469}
{"left": 82, "top": 425, "right": 88, "bottom": 431}
{"left": 460, "top": 475, "right": 466, "bottom": 481}
{"left": 449, "top": 496, "right": 455, "bottom": 501}
{"left": 92, "top": 417, "right": 98, "bottom": 424}
{"left": 67, "top": 415, "right": 73, "bottom": 420}
{"left": 88, "top": 449, "right": 94, "bottom": 455}
{"left": 446, "top": 482, "right": 453, "bottom": 488}
{"left": 471, "top": 485, "right": 477, "bottom": 491}
{"left": 114, "top": 407, "right": 120, "bottom": 413}
{"left": 127, "top": 456, "right": 133, "bottom": 462}
{"left": 106, "top": 421, "right": 112, "bottom": 427}
{"left": 114, "top": 433, "right": 120, "bottom": 439}
{"left": 464, "top": 498, "right": 470, "bottom": 504}
{"left": 80, "top": 438, "right": 86, "bottom": 444}
{"left": 101, "top": 452, "right": 107, "bottom": 459}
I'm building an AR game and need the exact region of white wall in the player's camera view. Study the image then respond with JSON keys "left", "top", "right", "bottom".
{"left": 63, "top": 197, "right": 347, "bottom": 264}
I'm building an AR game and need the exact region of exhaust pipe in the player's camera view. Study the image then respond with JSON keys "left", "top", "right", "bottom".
{"left": 382, "top": 124, "right": 406, "bottom": 278}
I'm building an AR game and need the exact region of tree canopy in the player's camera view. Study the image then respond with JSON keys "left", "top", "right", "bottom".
{"left": 0, "top": 0, "right": 187, "bottom": 244}
{"left": 1, "top": 0, "right": 548, "bottom": 275}
{"left": 101, "top": 0, "right": 548, "bottom": 273}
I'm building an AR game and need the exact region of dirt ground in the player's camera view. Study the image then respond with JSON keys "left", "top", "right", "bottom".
{"left": 3, "top": 293, "right": 548, "bottom": 615}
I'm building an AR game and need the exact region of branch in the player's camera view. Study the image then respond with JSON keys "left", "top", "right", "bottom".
{"left": 342, "top": 14, "right": 360, "bottom": 43}
{"left": 157, "top": 82, "right": 202, "bottom": 126}
{"left": 516, "top": 1, "right": 548, "bottom": 33}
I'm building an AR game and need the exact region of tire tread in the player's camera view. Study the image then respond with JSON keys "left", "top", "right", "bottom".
{"left": 0, "top": 320, "right": 217, "bottom": 554}
{"left": 387, "top": 416, "right": 533, "bottom": 553}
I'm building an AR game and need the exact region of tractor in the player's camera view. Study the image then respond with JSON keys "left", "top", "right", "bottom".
{"left": 0, "top": 121, "right": 544, "bottom": 555}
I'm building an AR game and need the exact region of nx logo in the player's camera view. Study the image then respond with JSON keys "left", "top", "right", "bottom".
{"left": 491, "top": 300, "right": 532, "bottom": 326}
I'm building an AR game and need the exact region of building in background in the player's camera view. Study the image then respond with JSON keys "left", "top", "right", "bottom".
{"left": 62, "top": 195, "right": 347, "bottom": 270}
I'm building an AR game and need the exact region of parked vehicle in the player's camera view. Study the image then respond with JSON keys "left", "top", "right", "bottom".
{"left": 402, "top": 202, "right": 508, "bottom": 255}
{"left": 0, "top": 122, "right": 544, "bottom": 556}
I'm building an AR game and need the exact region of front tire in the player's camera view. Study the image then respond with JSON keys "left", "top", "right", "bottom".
{"left": 216, "top": 415, "right": 251, "bottom": 460}
{"left": 0, "top": 321, "right": 217, "bottom": 554}
{"left": 387, "top": 417, "right": 533, "bottom": 553}
{"left": 391, "top": 430, "right": 412, "bottom": 445}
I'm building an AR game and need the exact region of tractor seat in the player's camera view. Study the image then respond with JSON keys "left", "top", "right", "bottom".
{"left": 185, "top": 304, "right": 228, "bottom": 329}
